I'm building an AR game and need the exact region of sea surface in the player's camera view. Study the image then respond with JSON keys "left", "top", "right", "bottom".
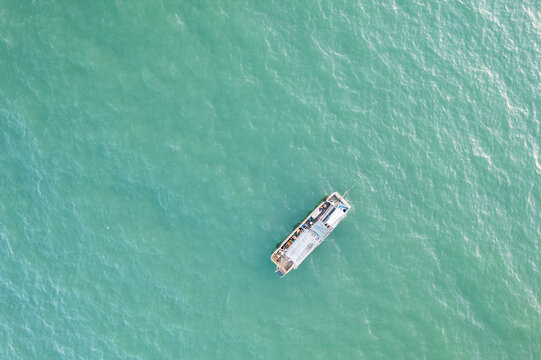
{"left": 1, "top": 1, "right": 540, "bottom": 359}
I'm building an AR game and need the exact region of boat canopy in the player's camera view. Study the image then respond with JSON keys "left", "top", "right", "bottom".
{"left": 285, "top": 230, "right": 320, "bottom": 267}
{"left": 311, "top": 220, "right": 330, "bottom": 238}
{"left": 285, "top": 220, "right": 330, "bottom": 267}
{"left": 326, "top": 207, "right": 347, "bottom": 228}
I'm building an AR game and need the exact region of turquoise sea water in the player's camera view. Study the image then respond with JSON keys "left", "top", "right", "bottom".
{"left": 1, "top": 1, "right": 540, "bottom": 358}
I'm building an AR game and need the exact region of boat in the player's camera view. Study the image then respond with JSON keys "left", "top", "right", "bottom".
{"left": 270, "top": 192, "right": 351, "bottom": 277}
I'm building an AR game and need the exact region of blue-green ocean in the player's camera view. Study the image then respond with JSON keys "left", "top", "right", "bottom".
{"left": 1, "top": 1, "right": 540, "bottom": 358}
